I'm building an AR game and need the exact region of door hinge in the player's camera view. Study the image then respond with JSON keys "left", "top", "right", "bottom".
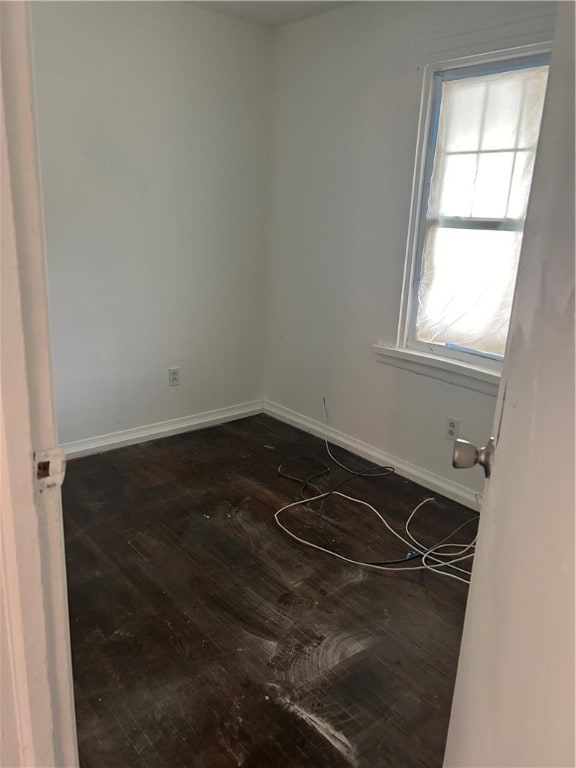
{"left": 33, "top": 447, "right": 66, "bottom": 493}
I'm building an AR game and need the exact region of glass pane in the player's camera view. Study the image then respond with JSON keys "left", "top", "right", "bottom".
{"left": 429, "top": 64, "right": 549, "bottom": 222}
{"left": 481, "top": 77, "right": 523, "bottom": 150}
{"left": 471, "top": 152, "right": 514, "bottom": 218}
{"left": 443, "top": 80, "right": 486, "bottom": 152}
{"left": 518, "top": 66, "right": 549, "bottom": 148}
{"left": 416, "top": 227, "right": 523, "bottom": 356}
{"left": 507, "top": 150, "right": 536, "bottom": 219}
{"left": 438, "top": 154, "right": 477, "bottom": 217}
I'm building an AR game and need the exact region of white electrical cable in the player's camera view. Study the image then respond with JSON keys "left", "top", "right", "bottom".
{"left": 422, "top": 549, "right": 474, "bottom": 573}
{"left": 404, "top": 499, "right": 477, "bottom": 575}
{"left": 274, "top": 492, "right": 474, "bottom": 585}
{"left": 273, "top": 397, "right": 477, "bottom": 585}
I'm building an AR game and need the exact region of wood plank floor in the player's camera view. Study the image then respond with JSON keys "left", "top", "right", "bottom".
{"left": 62, "top": 414, "right": 477, "bottom": 768}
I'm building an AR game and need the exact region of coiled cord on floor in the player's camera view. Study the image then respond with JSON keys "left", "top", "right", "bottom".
{"left": 273, "top": 401, "right": 478, "bottom": 585}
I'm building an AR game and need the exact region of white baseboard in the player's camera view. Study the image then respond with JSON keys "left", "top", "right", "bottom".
{"left": 61, "top": 400, "right": 264, "bottom": 459}
{"left": 62, "top": 397, "right": 479, "bottom": 508}
{"left": 263, "top": 400, "right": 479, "bottom": 510}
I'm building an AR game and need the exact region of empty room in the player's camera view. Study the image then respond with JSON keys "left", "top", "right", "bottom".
{"left": 1, "top": 1, "right": 574, "bottom": 767}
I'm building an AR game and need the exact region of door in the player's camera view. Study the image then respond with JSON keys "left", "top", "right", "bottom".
{"left": 444, "top": 3, "right": 575, "bottom": 766}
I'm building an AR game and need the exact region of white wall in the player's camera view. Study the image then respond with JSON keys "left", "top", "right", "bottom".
{"left": 31, "top": 2, "right": 270, "bottom": 446}
{"left": 31, "top": 1, "right": 559, "bottom": 503}
{"left": 266, "top": 2, "right": 557, "bottom": 499}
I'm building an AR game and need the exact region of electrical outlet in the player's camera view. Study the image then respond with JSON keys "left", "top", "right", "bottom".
{"left": 168, "top": 367, "right": 180, "bottom": 386}
{"left": 445, "top": 417, "right": 460, "bottom": 440}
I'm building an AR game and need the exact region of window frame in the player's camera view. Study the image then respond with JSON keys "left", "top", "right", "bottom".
{"left": 394, "top": 43, "right": 552, "bottom": 382}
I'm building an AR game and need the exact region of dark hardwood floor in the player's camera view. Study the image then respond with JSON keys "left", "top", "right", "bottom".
{"left": 62, "top": 414, "right": 477, "bottom": 768}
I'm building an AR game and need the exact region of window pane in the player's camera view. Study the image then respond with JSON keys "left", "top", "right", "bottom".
{"left": 414, "top": 59, "right": 549, "bottom": 360}
{"left": 507, "top": 150, "right": 536, "bottom": 219}
{"left": 416, "top": 227, "right": 523, "bottom": 356}
{"left": 428, "top": 64, "right": 548, "bottom": 222}
{"left": 471, "top": 152, "right": 515, "bottom": 218}
{"left": 481, "top": 77, "right": 523, "bottom": 150}
{"left": 438, "top": 154, "right": 477, "bottom": 217}
{"left": 518, "top": 67, "right": 549, "bottom": 148}
{"left": 443, "top": 80, "right": 485, "bottom": 152}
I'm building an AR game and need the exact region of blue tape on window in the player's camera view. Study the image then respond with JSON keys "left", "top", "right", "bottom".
{"left": 445, "top": 342, "right": 503, "bottom": 362}
{"left": 439, "top": 53, "right": 550, "bottom": 83}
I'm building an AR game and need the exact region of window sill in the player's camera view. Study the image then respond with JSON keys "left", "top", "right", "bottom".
{"left": 372, "top": 344, "right": 500, "bottom": 396}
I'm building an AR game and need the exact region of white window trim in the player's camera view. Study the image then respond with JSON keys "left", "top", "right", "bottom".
{"left": 377, "top": 41, "right": 552, "bottom": 397}
{"left": 372, "top": 344, "right": 500, "bottom": 396}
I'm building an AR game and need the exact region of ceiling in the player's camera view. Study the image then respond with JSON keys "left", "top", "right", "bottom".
{"left": 190, "top": 2, "right": 353, "bottom": 28}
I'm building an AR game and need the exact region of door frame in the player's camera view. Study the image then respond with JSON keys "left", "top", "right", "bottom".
{"left": 1, "top": 3, "right": 78, "bottom": 765}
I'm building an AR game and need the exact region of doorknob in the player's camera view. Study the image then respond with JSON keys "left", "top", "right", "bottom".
{"left": 452, "top": 437, "right": 495, "bottom": 478}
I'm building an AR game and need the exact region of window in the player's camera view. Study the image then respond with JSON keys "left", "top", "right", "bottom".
{"left": 402, "top": 53, "right": 549, "bottom": 372}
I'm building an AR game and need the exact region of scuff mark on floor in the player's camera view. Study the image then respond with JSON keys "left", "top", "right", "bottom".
{"left": 269, "top": 684, "right": 358, "bottom": 766}
{"left": 287, "top": 629, "right": 374, "bottom": 685}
